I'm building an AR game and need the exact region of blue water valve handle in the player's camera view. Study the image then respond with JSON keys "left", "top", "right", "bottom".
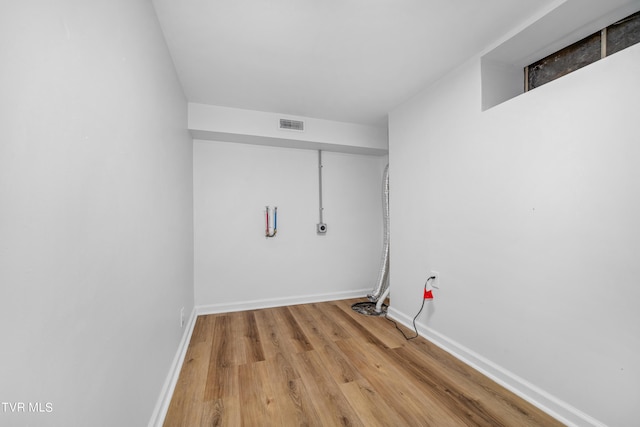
{"left": 274, "top": 206, "right": 277, "bottom": 231}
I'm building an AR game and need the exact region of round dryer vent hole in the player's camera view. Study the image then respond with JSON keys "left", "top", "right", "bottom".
{"left": 351, "top": 301, "right": 387, "bottom": 317}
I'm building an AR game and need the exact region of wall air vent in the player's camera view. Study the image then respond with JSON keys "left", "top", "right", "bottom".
{"left": 279, "top": 118, "right": 304, "bottom": 132}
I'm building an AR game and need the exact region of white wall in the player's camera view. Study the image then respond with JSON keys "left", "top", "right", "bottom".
{"left": 0, "top": 2, "right": 193, "bottom": 426}
{"left": 389, "top": 43, "right": 640, "bottom": 426}
{"left": 194, "top": 140, "right": 387, "bottom": 311}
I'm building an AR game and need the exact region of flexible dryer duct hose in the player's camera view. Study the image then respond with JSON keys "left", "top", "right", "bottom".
{"left": 368, "top": 164, "right": 390, "bottom": 302}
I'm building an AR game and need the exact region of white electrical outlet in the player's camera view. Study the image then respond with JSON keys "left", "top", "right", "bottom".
{"left": 430, "top": 271, "right": 440, "bottom": 288}
{"left": 180, "top": 307, "right": 185, "bottom": 328}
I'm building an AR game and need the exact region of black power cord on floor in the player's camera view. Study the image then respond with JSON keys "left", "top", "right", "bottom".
{"left": 385, "top": 276, "right": 436, "bottom": 340}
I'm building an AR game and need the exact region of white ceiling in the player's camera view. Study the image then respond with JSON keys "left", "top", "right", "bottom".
{"left": 151, "top": 0, "right": 561, "bottom": 126}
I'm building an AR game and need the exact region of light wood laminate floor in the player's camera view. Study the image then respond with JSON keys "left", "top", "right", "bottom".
{"left": 163, "top": 299, "right": 563, "bottom": 426}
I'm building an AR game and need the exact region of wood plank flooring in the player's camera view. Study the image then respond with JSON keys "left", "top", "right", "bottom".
{"left": 163, "top": 299, "right": 563, "bottom": 426}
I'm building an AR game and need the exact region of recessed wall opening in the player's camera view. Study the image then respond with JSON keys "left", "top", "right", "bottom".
{"left": 525, "top": 11, "right": 640, "bottom": 91}
{"left": 481, "top": 4, "right": 640, "bottom": 111}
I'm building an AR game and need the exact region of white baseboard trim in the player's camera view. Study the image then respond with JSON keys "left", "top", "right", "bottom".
{"left": 148, "top": 306, "right": 198, "bottom": 427}
{"left": 196, "top": 288, "right": 369, "bottom": 315}
{"left": 387, "top": 306, "right": 607, "bottom": 427}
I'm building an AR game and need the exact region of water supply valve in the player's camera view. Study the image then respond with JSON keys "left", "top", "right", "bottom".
{"left": 265, "top": 206, "right": 278, "bottom": 238}
{"left": 317, "top": 223, "right": 327, "bottom": 234}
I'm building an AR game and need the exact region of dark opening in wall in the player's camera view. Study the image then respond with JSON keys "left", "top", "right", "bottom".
{"left": 607, "top": 11, "right": 640, "bottom": 55}
{"left": 526, "top": 32, "right": 601, "bottom": 91}
{"left": 525, "top": 10, "right": 640, "bottom": 92}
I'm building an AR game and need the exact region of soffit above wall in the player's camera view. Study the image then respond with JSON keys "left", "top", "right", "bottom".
{"left": 188, "top": 103, "right": 389, "bottom": 155}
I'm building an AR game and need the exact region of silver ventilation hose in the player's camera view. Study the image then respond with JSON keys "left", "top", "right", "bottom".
{"left": 368, "top": 164, "right": 390, "bottom": 302}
